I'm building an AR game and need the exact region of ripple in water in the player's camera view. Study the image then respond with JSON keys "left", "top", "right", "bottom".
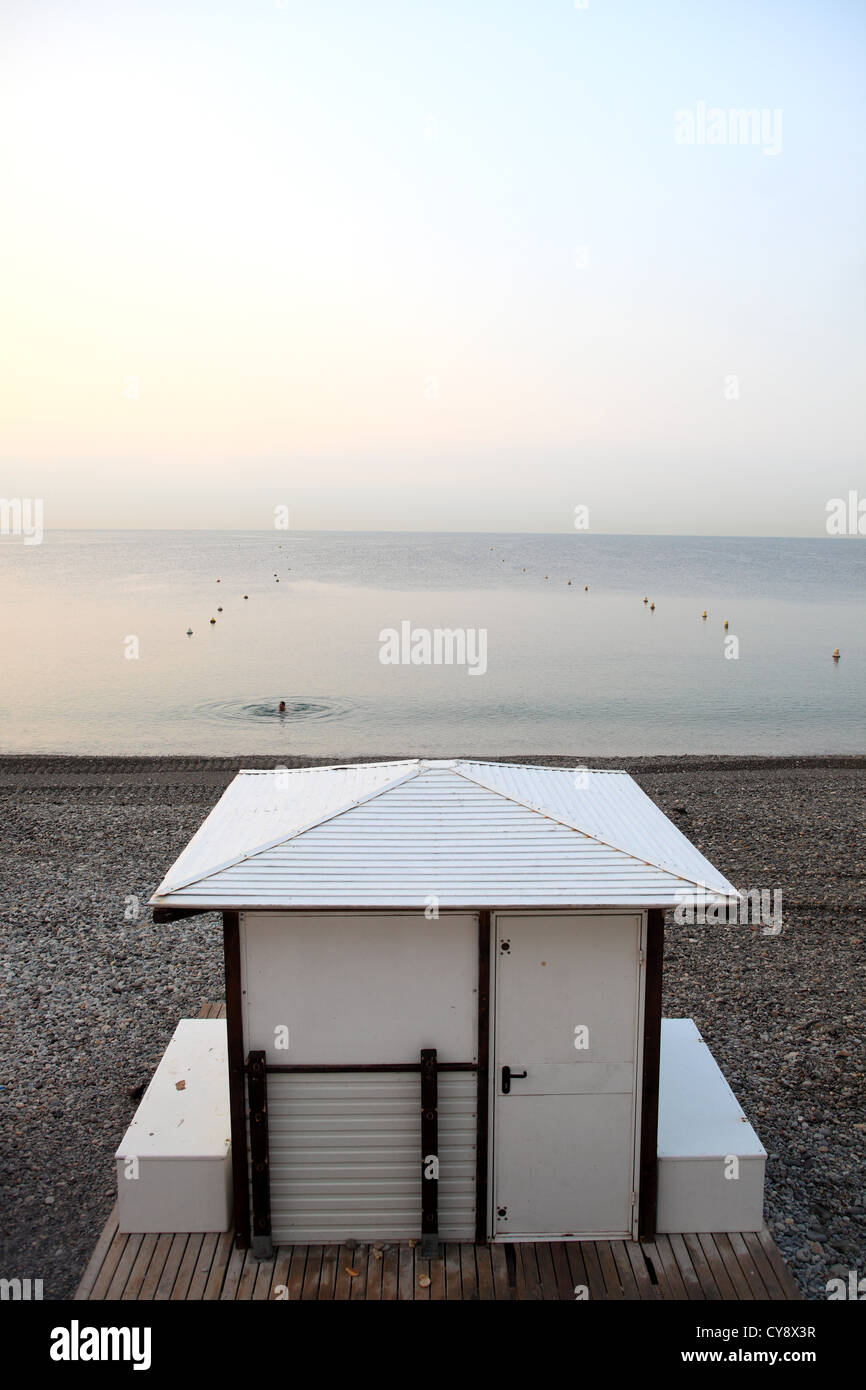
{"left": 195, "top": 696, "right": 355, "bottom": 724}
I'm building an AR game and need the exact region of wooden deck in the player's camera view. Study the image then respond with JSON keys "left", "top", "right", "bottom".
{"left": 75, "top": 1002, "right": 801, "bottom": 1302}
{"left": 74, "top": 1208, "right": 801, "bottom": 1301}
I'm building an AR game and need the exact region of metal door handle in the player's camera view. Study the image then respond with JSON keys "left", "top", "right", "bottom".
{"left": 501, "top": 1066, "right": 527, "bottom": 1094}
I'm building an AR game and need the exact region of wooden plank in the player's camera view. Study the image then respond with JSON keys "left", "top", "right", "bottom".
{"left": 756, "top": 1228, "right": 803, "bottom": 1300}
{"left": 667, "top": 1233, "right": 705, "bottom": 1300}
{"left": 190, "top": 1232, "right": 227, "bottom": 1301}
{"left": 516, "top": 1243, "right": 542, "bottom": 1300}
{"left": 398, "top": 1243, "right": 415, "bottom": 1300}
{"left": 459, "top": 1244, "right": 479, "bottom": 1301}
{"left": 380, "top": 1245, "right": 399, "bottom": 1300}
{"left": 475, "top": 1245, "right": 496, "bottom": 1301}
{"left": 252, "top": 1253, "right": 276, "bottom": 1300}
{"left": 104, "top": 1233, "right": 143, "bottom": 1301}
{"left": 333, "top": 1246, "right": 354, "bottom": 1301}
{"left": 697, "top": 1233, "right": 738, "bottom": 1300}
{"left": 348, "top": 1245, "right": 370, "bottom": 1300}
{"left": 742, "top": 1231, "right": 786, "bottom": 1300}
{"left": 285, "top": 1245, "right": 308, "bottom": 1301}
{"left": 364, "top": 1246, "right": 385, "bottom": 1301}
{"left": 121, "top": 1233, "right": 159, "bottom": 1302}
{"left": 154, "top": 1234, "right": 190, "bottom": 1300}
{"left": 428, "top": 1248, "right": 447, "bottom": 1301}
{"left": 236, "top": 1250, "right": 261, "bottom": 1300}
{"left": 414, "top": 1256, "right": 431, "bottom": 1302}
{"left": 594, "top": 1241, "right": 625, "bottom": 1299}
{"left": 563, "top": 1242, "right": 590, "bottom": 1300}
{"left": 728, "top": 1231, "right": 770, "bottom": 1299}
{"left": 318, "top": 1243, "right": 339, "bottom": 1301}
{"left": 90, "top": 1227, "right": 131, "bottom": 1301}
{"left": 138, "top": 1232, "right": 173, "bottom": 1301}
{"left": 683, "top": 1233, "right": 722, "bottom": 1300}
{"left": 268, "top": 1247, "right": 292, "bottom": 1301}
{"left": 621, "top": 1240, "right": 659, "bottom": 1300}
{"left": 74, "top": 1203, "right": 120, "bottom": 1300}
{"left": 171, "top": 1233, "right": 204, "bottom": 1302}
{"left": 301, "top": 1245, "right": 324, "bottom": 1300}
{"left": 204, "top": 1236, "right": 238, "bottom": 1300}
{"left": 572, "top": 1240, "right": 606, "bottom": 1301}
{"left": 610, "top": 1241, "right": 641, "bottom": 1300}
{"left": 549, "top": 1242, "right": 575, "bottom": 1300}
{"left": 220, "top": 1246, "right": 251, "bottom": 1300}
{"left": 444, "top": 1242, "right": 462, "bottom": 1300}
{"left": 641, "top": 1236, "right": 687, "bottom": 1300}
{"left": 532, "top": 1243, "right": 558, "bottom": 1301}
{"left": 714, "top": 1233, "right": 754, "bottom": 1301}
{"left": 489, "top": 1243, "right": 512, "bottom": 1300}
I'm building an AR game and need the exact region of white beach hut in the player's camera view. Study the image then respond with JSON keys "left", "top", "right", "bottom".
{"left": 145, "top": 759, "right": 766, "bottom": 1257}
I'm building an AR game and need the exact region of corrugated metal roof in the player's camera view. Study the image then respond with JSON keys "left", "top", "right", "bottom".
{"left": 150, "top": 759, "right": 738, "bottom": 910}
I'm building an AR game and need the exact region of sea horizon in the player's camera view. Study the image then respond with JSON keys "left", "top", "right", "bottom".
{"left": 2, "top": 530, "right": 863, "bottom": 757}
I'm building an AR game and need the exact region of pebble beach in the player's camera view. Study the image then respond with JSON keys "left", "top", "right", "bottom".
{"left": 1, "top": 753, "right": 864, "bottom": 1301}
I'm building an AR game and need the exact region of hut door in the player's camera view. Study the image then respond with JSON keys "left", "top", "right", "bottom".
{"left": 492, "top": 913, "right": 643, "bottom": 1240}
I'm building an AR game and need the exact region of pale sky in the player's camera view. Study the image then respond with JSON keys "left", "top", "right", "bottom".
{"left": 1, "top": 0, "right": 863, "bottom": 534}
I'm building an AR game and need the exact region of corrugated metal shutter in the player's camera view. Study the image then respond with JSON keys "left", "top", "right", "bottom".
{"left": 266, "top": 1072, "right": 476, "bottom": 1243}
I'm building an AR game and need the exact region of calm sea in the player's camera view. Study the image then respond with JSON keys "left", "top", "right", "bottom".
{"left": 1, "top": 531, "right": 863, "bottom": 756}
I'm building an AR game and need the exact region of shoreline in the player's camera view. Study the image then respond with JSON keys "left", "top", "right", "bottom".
{"left": 2, "top": 751, "right": 865, "bottom": 778}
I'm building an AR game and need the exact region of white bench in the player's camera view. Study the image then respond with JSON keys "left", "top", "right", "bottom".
{"left": 657, "top": 1018, "right": 766, "bottom": 1233}
{"left": 115, "top": 1019, "right": 232, "bottom": 1234}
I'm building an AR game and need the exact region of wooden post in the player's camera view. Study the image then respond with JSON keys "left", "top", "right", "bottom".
{"left": 222, "top": 911, "right": 250, "bottom": 1249}
{"left": 475, "top": 910, "right": 491, "bottom": 1242}
{"left": 638, "top": 907, "right": 665, "bottom": 1241}
{"left": 247, "top": 1050, "right": 273, "bottom": 1260}
{"left": 420, "top": 1048, "right": 439, "bottom": 1258}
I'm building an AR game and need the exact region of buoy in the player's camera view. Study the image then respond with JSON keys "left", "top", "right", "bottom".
{"left": 649, "top": 602, "right": 655, "bottom": 611}
{"left": 832, "top": 648, "right": 841, "bottom": 661}
{"left": 723, "top": 619, "right": 729, "bottom": 630}
{"left": 186, "top": 628, "right": 193, "bottom": 635}
{"left": 701, "top": 610, "right": 707, "bottom": 619}
{"left": 210, "top": 617, "right": 216, "bottom": 624}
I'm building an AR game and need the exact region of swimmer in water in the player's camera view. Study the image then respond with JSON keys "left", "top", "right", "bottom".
{"left": 278, "top": 700, "right": 286, "bottom": 713}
